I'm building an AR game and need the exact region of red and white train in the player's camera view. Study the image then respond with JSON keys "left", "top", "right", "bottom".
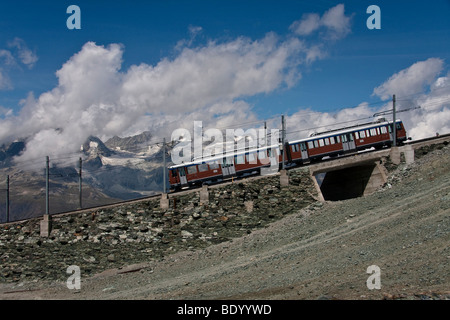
{"left": 168, "top": 119, "right": 407, "bottom": 190}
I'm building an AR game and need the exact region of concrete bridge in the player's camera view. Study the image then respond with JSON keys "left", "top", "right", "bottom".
{"left": 308, "top": 134, "right": 449, "bottom": 202}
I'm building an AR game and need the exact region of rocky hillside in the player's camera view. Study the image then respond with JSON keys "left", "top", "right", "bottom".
{"left": 0, "top": 141, "right": 448, "bottom": 300}
{"left": 0, "top": 168, "right": 315, "bottom": 284}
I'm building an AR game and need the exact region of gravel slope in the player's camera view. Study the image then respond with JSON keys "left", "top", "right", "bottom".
{"left": 1, "top": 143, "right": 449, "bottom": 300}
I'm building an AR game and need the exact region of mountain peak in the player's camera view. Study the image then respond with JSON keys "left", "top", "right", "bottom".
{"left": 105, "top": 131, "right": 152, "bottom": 152}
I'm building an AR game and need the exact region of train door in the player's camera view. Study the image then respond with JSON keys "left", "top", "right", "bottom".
{"left": 179, "top": 167, "right": 188, "bottom": 186}
{"left": 300, "top": 142, "right": 308, "bottom": 159}
{"left": 268, "top": 147, "right": 279, "bottom": 169}
{"left": 221, "top": 157, "right": 236, "bottom": 177}
{"left": 341, "top": 133, "right": 356, "bottom": 151}
{"left": 388, "top": 124, "right": 393, "bottom": 142}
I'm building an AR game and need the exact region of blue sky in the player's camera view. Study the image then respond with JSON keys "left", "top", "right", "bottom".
{"left": 0, "top": 0, "right": 449, "bottom": 161}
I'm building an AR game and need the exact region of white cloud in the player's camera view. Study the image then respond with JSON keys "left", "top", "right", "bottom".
{"left": 371, "top": 58, "right": 450, "bottom": 140}
{"left": 0, "top": 105, "right": 13, "bottom": 117}
{"left": 0, "top": 38, "right": 38, "bottom": 91}
{"left": 0, "top": 49, "right": 16, "bottom": 66}
{"left": 320, "top": 4, "right": 352, "bottom": 39}
{"left": 373, "top": 58, "right": 444, "bottom": 101}
{"left": 0, "top": 69, "right": 12, "bottom": 90}
{"left": 284, "top": 58, "right": 450, "bottom": 142}
{"left": 285, "top": 102, "right": 376, "bottom": 141}
{"left": 290, "top": 13, "right": 321, "bottom": 36}
{"left": 290, "top": 4, "right": 352, "bottom": 40}
{"left": 0, "top": 5, "right": 354, "bottom": 164}
{"left": 7, "top": 37, "right": 38, "bottom": 68}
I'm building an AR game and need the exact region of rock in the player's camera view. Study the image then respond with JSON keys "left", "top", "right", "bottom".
{"left": 181, "top": 230, "right": 194, "bottom": 239}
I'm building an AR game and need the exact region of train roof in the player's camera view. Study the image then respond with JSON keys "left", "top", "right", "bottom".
{"left": 287, "top": 119, "right": 403, "bottom": 145}
{"left": 168, "top": 119, "right": 404, "bottom": 169}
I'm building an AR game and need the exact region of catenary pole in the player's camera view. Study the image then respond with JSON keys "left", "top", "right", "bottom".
{"left": 264, "top": 121, "right": 267, "bottom": 147}
{"left": 46, "top": 156, "right": 49, "bottom": 215}
{"left": 393, "top": 94, "right": 397, "bottom": 147}
{"left": 78, "top": 157, "right": 82, "bottom": 209}
{"left": 281, "top": 115, "right": 285, "bottom": 169}
{"left": 6, "top": 175, "right": 9, "bottom": 223}
{"left": 163, "top": 138, "right": 166, "bottom": 194}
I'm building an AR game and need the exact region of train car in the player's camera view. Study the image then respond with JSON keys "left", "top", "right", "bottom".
{"left": 169, "top": 119, "right": 407, "bottom": 190}
{"left": 286, "top": 119, "right": 407, "bottom": 163}
{"left": 168, "top": 145, "right": 281, "bottom": 190}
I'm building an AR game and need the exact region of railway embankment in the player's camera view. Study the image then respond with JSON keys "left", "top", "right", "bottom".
{"left": 0, "top": 167, "right": 316, "bottom": 283}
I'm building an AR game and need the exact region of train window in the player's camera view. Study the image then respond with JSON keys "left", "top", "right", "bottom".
{"left": 396, "top": 123, "right": 402, "bottom": 130}
{"left": 336, "top": 136, "right": 340, "bottom": 143}
{"left": 179, "top": 167, "right": 186, "bottom": 177}
{"left": 246, "top": 153, "right": 256, "bottom": 163}
{"left": 308, "top": 141, "right": 314, "bottom": 149}
{"left": 208, "top": 161, "right": 219, "bottom": 170}
{"left": 258, "top": 150, "right": 266, "bottom": 159}
{"left": 376, "top": 127, "right": 380, "bottom": 135}
{"left": 171, "top": 169, "right": 178, "bottom": 178}
{"left": 355, "top": 132, "right": 359, "bottom": 139}
{"left": 359, "top": 131, "right": 366, "bottom": 138}
{"left": 371, "top": 128, "right": 377, "bottom": 136}
{"left": 341, "top": 135, "right": 347, "bottom": 143}
{"left": 198, "top": 163, "right": 209, "bottom": 172}
{"left": 293, "top": 144, "right": 300, "bottom": 152}
{"left": 324, "top": 138, "right": 330, "bottom": 145}
{"left": 349, "top": 134, "right": 354, "bottom": 141}
{"left": 235, "top": 155, "right": 245, "bottom": 164}
{"left": 381, "top": 126, "right": 387, "bottom": 134}
{"left": 314, "top": 140, "right": 319, "bottom": 148}
{"left": 366, "top": 130, "right": 370, "bottom": 137}
{"left": 187, "top": 166, "right": 198, "bottom": 174}
{"left": 318, "top": 139, "right": 324, "bottom": 147}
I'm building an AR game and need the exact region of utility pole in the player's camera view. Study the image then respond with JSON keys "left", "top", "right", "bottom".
{"left": 5, "top": 175, "right": 9, "bottom": 223}
{"left": 46, "top": 156, "right": 49, "bottom": 215}
{"left": 163, "top": 138, "right": 166, "bottom": 194}
{"left": 393, "top": 94, "right": 397, "bottom": 147}
{"left": 264, "top": 121, "right": 267, "bottom": 147}
{"left": 78, "top": 157, "right": 82, "bottom": 209}
{"left": 281, "top": 115, "right": 286, "bottom": 169}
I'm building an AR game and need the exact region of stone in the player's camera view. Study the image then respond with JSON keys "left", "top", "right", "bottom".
{"left": 181, "top": 230, "right": 194, "bottom": 239}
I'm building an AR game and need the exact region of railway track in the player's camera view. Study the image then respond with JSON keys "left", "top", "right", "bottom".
{"left": 1, "top": 133, "right": 449, "bottom": 226}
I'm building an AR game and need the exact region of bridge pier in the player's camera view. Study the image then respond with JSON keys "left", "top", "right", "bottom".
{"left": 200, "top": 185, "right": 209, "bottom": 205}
{"left": 390, "top": 145, "right": 415, "bottom": 165}
{"left": 403, "top": 145, "right": 415, "bottom": 164}
{"left": 280, "top": 169, "right": 289, "bottom": 187}
{"left": 390, "top": 147, "right": 401, "bottom": 165}
{"left": 40, "top": 214, "right": 52, "bottom": 237}
{"left": 160, "top": 193, "right": 169, "bottom": 209}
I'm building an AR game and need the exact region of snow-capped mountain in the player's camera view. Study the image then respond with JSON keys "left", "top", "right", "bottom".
{"left": 0, "top": 131, "right": 170, "bottom": 222}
